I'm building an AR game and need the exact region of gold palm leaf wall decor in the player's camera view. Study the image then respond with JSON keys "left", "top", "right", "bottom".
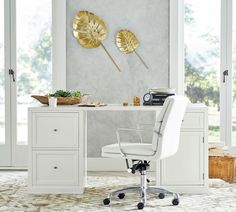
{"left": 116, "top": 29, "right": 149, "bottom": 69}
{"left": 73, "top": 11, "right": 121, "bottom": 72}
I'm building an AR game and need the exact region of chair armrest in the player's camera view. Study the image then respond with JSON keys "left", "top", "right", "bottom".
{"left": 116, "top": 128, "right": 146, "bottom": 132}
{"left": 116, "top": 128, "right": 145, "bottom": 157}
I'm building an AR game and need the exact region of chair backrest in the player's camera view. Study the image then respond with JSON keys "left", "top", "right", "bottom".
{"left": 152, "top": 96, "right": 189, "bottom": 160}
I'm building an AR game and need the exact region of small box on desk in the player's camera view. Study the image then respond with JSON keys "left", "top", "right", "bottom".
{"left": 209, "top": 156, "right": 236, "bottom": 183}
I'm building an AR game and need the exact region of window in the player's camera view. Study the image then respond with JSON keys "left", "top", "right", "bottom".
{"left": 0, "top": 0, "right": 66, "bottom": 166}
{"left": 16, "top": 0, "right": 52, "bottom": 144}
{"left": 184, "top": 0, "right": 221, "bottom": 142}
{"left": 184, "top": 0, "right": 236, "bottom": 151}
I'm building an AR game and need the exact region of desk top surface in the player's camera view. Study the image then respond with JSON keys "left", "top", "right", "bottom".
{"left": 29, "top": 103, "right": 207, "bottom": 112}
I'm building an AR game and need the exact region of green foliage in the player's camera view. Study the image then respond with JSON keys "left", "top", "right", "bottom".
{"left": 184, "top": 2, "right": 220, "bottom": 109}
{"left": 209, "top": 125, "right": 219, "bottom": 132}
{"left": 185, "top": 3, "right": 195, "bottom": 25}
{"left": 183, "top": 2, "right": 236, "bottom": 113}
{"left": 185, "top": 54, "right": 220, "bottom": 108}
{"left": 17, "top": 24, "right": 52, "bottom": 102}
{"left": 70, "top": 90, "right": 82, "bottom": 97}
{"left": 49, "top": 90, "right": 81, "bottom": 97}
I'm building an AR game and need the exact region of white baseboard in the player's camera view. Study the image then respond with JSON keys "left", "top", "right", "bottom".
{"left": 87, "top": 157, "right": 156, "bottom": 172}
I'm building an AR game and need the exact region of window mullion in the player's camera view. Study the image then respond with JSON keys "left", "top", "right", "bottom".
{"left": 226, "top": 0, "right": 233, "bottom": 151}
{"left": 3, "top": 0, "right": 12, "bottom": 165}
{"left": 220, "top": 0, "right": 233, "bottom": 149}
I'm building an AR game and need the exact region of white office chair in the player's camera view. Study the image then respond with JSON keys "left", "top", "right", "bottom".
{"left": 101, "top": 96, "right": 189, "bottom": 210}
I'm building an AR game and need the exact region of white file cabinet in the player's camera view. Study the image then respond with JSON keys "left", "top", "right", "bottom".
{"left": 28, "top": 112, "right": 85, "bottom": 194}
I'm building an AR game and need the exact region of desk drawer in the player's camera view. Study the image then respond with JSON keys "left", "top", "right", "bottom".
{"left": 182, "top": 112, "right": 204, "bottom": 130}
{"left": 33, "top": 151, "right": 79, "bottom": 185}
{"left": 33, "top": 113, "right": 78, "bottom": 148}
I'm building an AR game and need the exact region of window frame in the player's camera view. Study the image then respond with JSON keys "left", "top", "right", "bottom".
{"left": 169, "top": 0, "right": 185, "bottom": 95}
{"left": 0, "top": 0, "right": 66, "bottom": 167}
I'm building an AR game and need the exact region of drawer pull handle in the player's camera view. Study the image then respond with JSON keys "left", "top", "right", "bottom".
{"left": 54, "top": 166, "right": 58, "bottom": 169}
{"left": 53, "top": 129, "right": 58, "bottom": 132}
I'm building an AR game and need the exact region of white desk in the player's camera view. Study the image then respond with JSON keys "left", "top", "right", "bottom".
{"left": 28, "top": 104, "right": 208, "bottom": 194}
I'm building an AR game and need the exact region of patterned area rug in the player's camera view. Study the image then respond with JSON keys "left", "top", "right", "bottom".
{"left": 0, "top": 171, "right": 236, "bottom": 212}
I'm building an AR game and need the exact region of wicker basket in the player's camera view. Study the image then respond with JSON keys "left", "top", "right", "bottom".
{"left": 31, "top": 95, "right": 83, "bottom": 105}
{"left": 209, "top": 156, "right": 236, "bottom": 183}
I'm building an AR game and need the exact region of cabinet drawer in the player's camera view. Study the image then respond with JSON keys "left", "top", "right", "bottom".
{"left": 182, "top": 112, "right": 204, "bottom": 130}
{"left": 33, "top": 151, "right": 79, "bottom": 185}
{"left": 33, "top": 113, "right": 78, "bottom": 148}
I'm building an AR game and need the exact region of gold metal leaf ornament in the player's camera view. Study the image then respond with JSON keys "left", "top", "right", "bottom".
{"left": 73, "top": 11, "right": 121, "bottom": 72}
{"left": 116, "top": 29, "right": 149, "bottom": 69}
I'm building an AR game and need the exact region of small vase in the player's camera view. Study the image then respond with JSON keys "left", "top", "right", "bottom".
{"left": 48, "top": 97, "right": 57, "bottom": 107}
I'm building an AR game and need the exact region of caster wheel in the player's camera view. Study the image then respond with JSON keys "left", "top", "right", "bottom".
{"left": 103, "top": 198, "right": 110, "bottom": 205}
{"left": 118, "top": 193, "right": 125, "bottom": 199}
{"left": 158, "top": 193, "right": 165, "bottom": 199}
{"left": 137, "top": 202, "right": 144, "bottom": 210}
{"left": 172, "top": 198, "right": 179, "bottom": 206}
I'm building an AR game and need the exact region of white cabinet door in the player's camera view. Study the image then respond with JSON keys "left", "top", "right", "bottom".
{"left": 161, "top": 132, "right": 204, "bottom": 185}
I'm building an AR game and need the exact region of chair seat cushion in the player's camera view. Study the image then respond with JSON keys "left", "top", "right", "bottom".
{"left": 102, "top": 143, "right": 155, "bottom": 157}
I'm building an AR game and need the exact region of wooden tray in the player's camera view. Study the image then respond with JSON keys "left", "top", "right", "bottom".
{"left": 31, "top": 95, "right": 83, "bottom": 105}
